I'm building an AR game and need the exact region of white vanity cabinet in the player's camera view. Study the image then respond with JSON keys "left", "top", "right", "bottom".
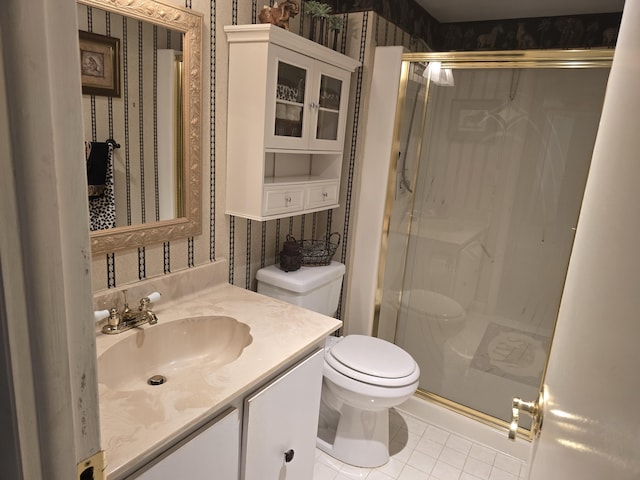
{"left": 133, "top": 408, "right": 240, "bottom": 479}
{"left": 242, "top": 348, "right": 325, "bottom": 480}
{"left": 126, "top": 349, "right": 325, "bottom": 480}
{"left": 224, "top": 24, "right": 360, "bottom": 221}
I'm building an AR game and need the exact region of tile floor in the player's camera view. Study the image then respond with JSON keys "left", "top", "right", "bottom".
{"left": 314, "top": 408, "right": 527, "bottom": 480}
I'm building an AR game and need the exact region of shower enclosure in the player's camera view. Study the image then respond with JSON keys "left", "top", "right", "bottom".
{"left": 376, "top": 50, "right": 613, "bottom": 436}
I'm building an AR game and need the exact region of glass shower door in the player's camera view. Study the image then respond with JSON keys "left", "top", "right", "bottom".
{"left": 378, "top": 59, "right": 611, "bottom": 429}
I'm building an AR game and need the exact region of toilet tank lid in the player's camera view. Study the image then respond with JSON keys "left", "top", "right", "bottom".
{"left": 256, "top": 261, "right": 345, "bottom": 293}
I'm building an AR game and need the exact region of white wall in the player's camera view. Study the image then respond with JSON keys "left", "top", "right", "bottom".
{"left": 345, "top": 46, "right": 404, "bottom": 336}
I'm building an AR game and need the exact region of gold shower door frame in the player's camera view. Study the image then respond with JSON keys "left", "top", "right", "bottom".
{"left": 375, "top": 49, "right": 614, "bottom": 440}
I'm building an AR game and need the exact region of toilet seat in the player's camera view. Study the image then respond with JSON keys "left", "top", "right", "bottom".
{"left": 326, "top": 335, "right": 419, "bottom": 387}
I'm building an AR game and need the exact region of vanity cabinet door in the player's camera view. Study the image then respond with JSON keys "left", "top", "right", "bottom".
{"left": 242, "top": 349, "right": 324, "bottom": 480}
{"left": 134, "top": 408, "right": 240, "bottom": 480}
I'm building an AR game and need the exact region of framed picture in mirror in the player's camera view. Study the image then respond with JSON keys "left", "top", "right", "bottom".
{"left": 79, "top": 30, "right": 121, "bottom": 97}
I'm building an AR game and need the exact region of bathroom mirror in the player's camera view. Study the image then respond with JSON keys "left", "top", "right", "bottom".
{"left": 79, "top": 0, "right": 202, "bottom": 255}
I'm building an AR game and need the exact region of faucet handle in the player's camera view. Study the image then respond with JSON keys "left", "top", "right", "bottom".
{"left": 138, "top": 291, "right": 161, "bottom": 310}
{"left": 145, "top": 292, "right": 162, "bottom": 304}
{"left": 94, "top": 309, "right": 110, "bottom": 322}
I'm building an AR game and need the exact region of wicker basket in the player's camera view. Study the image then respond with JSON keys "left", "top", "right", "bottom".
{"left": 297, "top": 232, "right": 340, "bottom": 266}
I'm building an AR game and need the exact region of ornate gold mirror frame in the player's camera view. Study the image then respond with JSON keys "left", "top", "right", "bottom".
{"left": 80, "top": 0, "right": 203, "bottom": 255}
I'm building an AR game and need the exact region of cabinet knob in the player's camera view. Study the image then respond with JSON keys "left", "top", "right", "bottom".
{"left": 285, "top": 195, "right": 292, "bottom": 204}
{"left": 284, "top": 449, "right": 295, "bottom": 463}
{"left": 322, "top": 191, "right": 328, "bottom": 199}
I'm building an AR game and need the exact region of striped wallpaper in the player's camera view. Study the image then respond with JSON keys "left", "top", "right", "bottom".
{"left": 87, "top": 0, "right": 620, "bottom": 329}
{"left": 88, "top": 0, "right": 415, "bottom": 326}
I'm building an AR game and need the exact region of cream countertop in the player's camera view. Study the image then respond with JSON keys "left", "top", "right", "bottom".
{"left": 93, "top": 261, "right": 342, "bottom": 479}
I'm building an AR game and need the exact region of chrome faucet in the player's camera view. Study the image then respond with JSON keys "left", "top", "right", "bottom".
{"left": 101, "top": 291, "right": 161, "bottom": 334}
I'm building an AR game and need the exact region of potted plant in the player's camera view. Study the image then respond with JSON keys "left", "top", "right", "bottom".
{"left": 327, "top": 13, "right": 345, "bottom": 51}
{"left": 303, "top": 1, "right": 344, "bottom": 49}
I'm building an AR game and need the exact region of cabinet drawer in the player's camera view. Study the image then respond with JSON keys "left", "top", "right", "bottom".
{"left": 306, "top": 182, "right": 338, "bottom": 209}
{"left": 263, "top": 186, "right": 305, "bottom": 215}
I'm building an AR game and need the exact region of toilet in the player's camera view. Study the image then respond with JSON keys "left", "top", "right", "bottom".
{"left": 256, "top": 261, "right": 420, "bottom": 468}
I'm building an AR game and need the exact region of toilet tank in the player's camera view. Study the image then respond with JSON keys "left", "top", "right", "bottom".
{"left": 256, "top": 261, "right": 346, "bottom": 316}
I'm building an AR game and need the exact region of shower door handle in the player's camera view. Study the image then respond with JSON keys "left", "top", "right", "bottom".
{"left": 508, "top": 388, "right": 545, "bottom": 440}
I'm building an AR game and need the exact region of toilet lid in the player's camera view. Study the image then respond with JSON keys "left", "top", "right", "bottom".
{"left": 327, "top": 335, "right": 418, "bottom": 386}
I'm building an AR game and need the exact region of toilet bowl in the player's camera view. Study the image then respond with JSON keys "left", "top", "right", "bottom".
{"left": 319, "top": 335, "right": 419, "bottom": 467}
{"left": 256, "top": 262, "right": 420, "bottom": 468}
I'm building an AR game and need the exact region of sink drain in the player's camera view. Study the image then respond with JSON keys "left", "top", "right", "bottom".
{"left": 147, "top": 374, "right": 167, "bottom": 386}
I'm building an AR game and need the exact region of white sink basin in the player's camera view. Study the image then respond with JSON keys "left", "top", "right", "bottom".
{"left": 98, "top": 315, "right": 252, "bottom": 391}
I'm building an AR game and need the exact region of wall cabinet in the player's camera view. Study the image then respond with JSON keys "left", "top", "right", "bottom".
{"left": 225, "top": 24, "right": 360, "bottom": 221}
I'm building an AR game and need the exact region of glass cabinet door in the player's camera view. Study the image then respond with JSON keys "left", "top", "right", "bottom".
{"left": 315, "top": 74, "right": 342, "bottom": 141}
{"left": 307, "top": 62, "right": 351, "bottom": 151}
{"left": 275, "top": 61, "right": 307, "bottom": 139}
{"left": 266, "top": 46, "right": 351, "bottom": 151}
